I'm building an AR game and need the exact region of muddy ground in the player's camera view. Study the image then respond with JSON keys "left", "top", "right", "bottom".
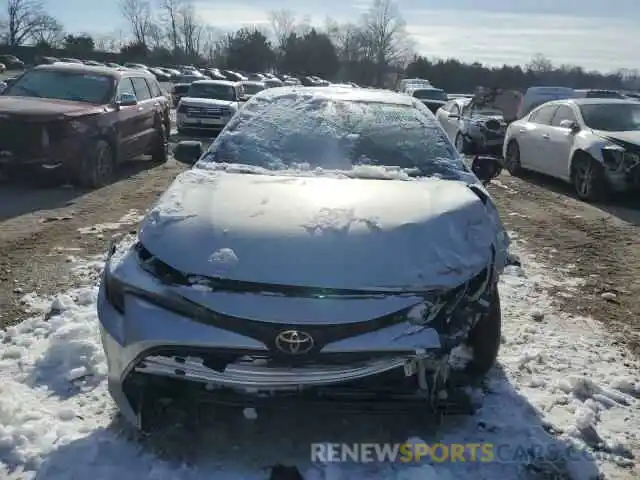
{"left": 0, "top": 157, "right": 638, "bottom": 355}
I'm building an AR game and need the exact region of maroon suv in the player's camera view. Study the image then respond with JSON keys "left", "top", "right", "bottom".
{"left": 0, "top": 63, "right": 171, "bottom": 187}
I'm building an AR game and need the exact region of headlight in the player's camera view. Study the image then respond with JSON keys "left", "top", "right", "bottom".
{"left": 103, "top": 266, "right": 125, "bottom": 313}
{"left": 601, "top": 146, "right": 639, "bottom": 169}
{"left": 69, "top": 120, "right": 90, "bottom": 133}
{"left": 406, "top": 266, "right": 492, "bottom": 326}
{"left": 469, "top": 120, "right": 486, "bottom": 130}
{"left": 407, "top": 297, "right": 446, "bottom": 325}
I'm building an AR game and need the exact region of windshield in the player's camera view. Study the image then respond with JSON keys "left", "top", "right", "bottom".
{"left": 6, "top": 69, "right": 114, "bottom": 104}
{"left": 187, "top": 83, "right": 236, "bottom": 101}
{"left": 198, "top": 94, "right": 468, "bottom": 179}
{"left": 242, "top": 83, "right": 264, "bottom": 95}
{"left": 579, "top": 103, "right": 640, "bottom": 131}
{"left": 412, "top": 89, "right": 447, "bottom": 101}
{"left": 178, "top": 75, "right": 202, "bottom": 83}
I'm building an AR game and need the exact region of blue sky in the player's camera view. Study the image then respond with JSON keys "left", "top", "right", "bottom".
{"left": 44, "top": 0, "right": 639, "bottom": 72}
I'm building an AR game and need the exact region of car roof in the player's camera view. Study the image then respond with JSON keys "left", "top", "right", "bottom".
{"left": 192, "top": 79, "right": 238, "bottom": 87}
{"left": 551, "top": 98, "right": 637, "bottom": 106}
{"left": 240, "top": 80, "right": 265, "bottom": 85}
{"left": 255, "top": 85, "right": 417, "bottom": 106}
{"left": 33, "top": 62, "right": 152, "bottom": 79}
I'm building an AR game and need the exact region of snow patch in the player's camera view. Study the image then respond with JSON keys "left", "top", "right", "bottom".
{"left": 0, "top": 241, "right": 637, "bottom": 479}
{"left": 77, "top": 210, "right": 145, "bottom": 234}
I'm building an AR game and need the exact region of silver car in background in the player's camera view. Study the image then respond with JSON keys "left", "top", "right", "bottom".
{"left": 98, "top": 86, "right": 509, "bottom": 431}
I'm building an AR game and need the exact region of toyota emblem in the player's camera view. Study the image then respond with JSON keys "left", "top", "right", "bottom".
{"left": 274, "top": 330, "right": 314, "bottom": 355}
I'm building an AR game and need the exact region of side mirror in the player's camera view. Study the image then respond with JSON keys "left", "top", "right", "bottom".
{"left": 559, "top": 119, "right": 579, "bottom": 131}
{"left": 239, "top": 94, "right": 250, "bottom": 102}
{"left": 471, "top": 155, "right": 502, "bottom": 184}
{"left": 115, "top": 92, "right": 137, "bottom": 108}
{"left": 173, "top": 140, "right": 203, "bottom": 164}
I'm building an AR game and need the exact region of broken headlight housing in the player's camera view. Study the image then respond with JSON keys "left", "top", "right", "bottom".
{"left": 601, "top": 146, "right": 640, "bottom": 170}
{"left": 405, "top": 266, "right": 492, "bottom": 327}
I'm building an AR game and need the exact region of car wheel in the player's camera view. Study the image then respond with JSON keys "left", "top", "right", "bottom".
{"left": 454, "top": 132, "right": 472, "bottom": 155}
{"left": 76, "top": 139, "right": 115, "bottom": 188}
{"left": 571, "top": 154, "right": 606, "bottom": 202}
{"left": 463, "top": 285, "right": 502, "bottom": 378}
{"left": 504, "top": 141, "right": 523, "bottom": 176}
{"left": 150, "top": 123, "right": 169, "bottom": 164}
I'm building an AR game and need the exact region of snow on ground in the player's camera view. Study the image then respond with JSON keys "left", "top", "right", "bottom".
{"left": 77, "top": 210, "right": 145, "bottom": 235}
{"left": 0, "top": 234, "right": 638, "bottom": 479}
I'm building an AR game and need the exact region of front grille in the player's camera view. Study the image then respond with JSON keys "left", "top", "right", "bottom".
{"left": 185, "top": 106, "right": 227, "bottom": 118}
{"left": 0, "top": 119, "right": 44, "bottom": 155}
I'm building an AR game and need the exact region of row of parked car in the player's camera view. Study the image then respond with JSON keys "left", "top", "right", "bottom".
{"left": 0, "top": 57, "right": 361, "bottom": 188}
{"left": 400, "top": 79, "right": 640, "bottom": 201}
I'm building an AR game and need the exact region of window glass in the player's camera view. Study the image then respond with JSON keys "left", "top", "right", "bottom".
{"left": 131, "top": 77, "right": 152, "bottom": 100}
{"left": 200, "top": 95, "right": 468, "bottom": 180}
{"left": 551, "top": 106, "right": 577, "bottom": 126}
{"left": 7, "top": 69, "right": 114, "bottom": 104}
{"left": 530, "top": 105, "right": 559, "bottom": 124}
{"left": 579, "top": 103, "right": 640, "bottom": 131}
{"left": 117, "top": 78, "right": 135, "bottom": 97}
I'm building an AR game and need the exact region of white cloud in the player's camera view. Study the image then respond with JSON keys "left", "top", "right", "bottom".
{"left": 404, "top": 10, "right": 639, "bottom": 72}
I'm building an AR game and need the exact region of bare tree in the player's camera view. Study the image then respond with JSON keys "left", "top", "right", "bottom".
{"left": 148, "top": 22, "right": 165, "bottom": 49}
{"left": 177, "top": 2, "right": 201, "bottom": 58}
{"left": 527, "top": 53, "right": 554, "bottom": 73}
{"left": 30, "top": 14, "right": 64, "bottom": 46}
{"left": 200, "top": 25, "right": 221, "bottom": 63}
{"left": 119, "top": 0, "right": 152, "bottom": 45}
{"left": 158, "top": 0, "right": 183, "bottom": 51}
{"left": 360, "top": 0, "right": 412, "bottom": 84}
{"left": 268, "top": 9, "right": 295, "bottom": 51}
{"left": 2, "top": 0, "right": 49, "bottom": 46}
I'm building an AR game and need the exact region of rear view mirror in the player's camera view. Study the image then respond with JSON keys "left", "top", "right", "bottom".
{"left": 559, "top": 119, "right": 579, "bottom": 131}
{"left": 115, "top": 92, "right": 137, "bottom": 107}
{"left": 471, "top": 155, "right": 503, "bottom": 184}
{"left": 173, "top": 140, "right": 203, "bottom": 164}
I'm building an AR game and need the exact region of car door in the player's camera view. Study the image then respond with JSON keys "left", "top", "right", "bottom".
{"left": 440, "top": 102, "right": 461, "bottom": 140}
{"left": 130, "top": 76, "right": 156, "bottom": 155}
{"left": 516, "top": 104, "right": 559, "bottom": 173}
{"left": 545, "top": 105, "right": 580, "bottom": 180}
{"left": 435, "top": 100, "right": 451, "bottom": 131}
{"left": 114, "top": 77, "right": 140, "bottom": 158}
{"left": 147, "top": 77, "right": 170, "bottom": 133}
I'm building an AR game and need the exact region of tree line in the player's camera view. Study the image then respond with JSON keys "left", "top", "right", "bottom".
{"left": 1, "top": 0, "right": 638, "bottom": 92}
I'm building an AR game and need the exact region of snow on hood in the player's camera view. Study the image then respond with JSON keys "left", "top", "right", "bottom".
{"left": 179, "top": 97, "right": 238, "bottom": 108}
{"left": 138, "top": 167, "right": 504, "bottom": 291}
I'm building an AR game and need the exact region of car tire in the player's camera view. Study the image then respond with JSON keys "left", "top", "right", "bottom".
{"left": 76, "top": 139, "right": 115, "bottom": 188}
{"left": 464, "top": 285, "right": 502, "bottom": 378}
{"left": 571, "top": 154, "right": 606, "bottom": 202}
{"left": 455, "top": 132, "right": 472, "bottom": 155}
{"left": 150, "top": 123, "right": 169, "bottom": 164}
{"left": 504, "top": 141, "right": 523, "bottom": 176}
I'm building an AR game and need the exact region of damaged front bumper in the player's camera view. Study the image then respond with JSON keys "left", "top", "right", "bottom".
{"left": 98, "top": 237, "right": 498, "bottom": 429}
{"left": 601, "top": 147, "right": 640, "bottom": 192}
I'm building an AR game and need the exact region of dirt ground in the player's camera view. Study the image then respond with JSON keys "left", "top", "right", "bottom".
{"left": 0, "top": 159, "right": 639, "bottom": 356}
{"left": 489, "top": 170, "right": 640, "bottom": 356}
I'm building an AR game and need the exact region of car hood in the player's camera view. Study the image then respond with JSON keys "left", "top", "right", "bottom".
{"left": 138, "top": 169, "right": 507, "bottom": 291}
{"left": 179, "top": 97, "right": 237, "bottom": 108}
{"left": 595, "top": 130, "right": 640, "bottom": 152}
{"left": 0, "top": 96, "right": 104, "bottom": 119}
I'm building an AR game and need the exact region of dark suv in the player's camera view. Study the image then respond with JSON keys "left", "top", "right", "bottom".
{"left": 0, "top": 63, "right": 171, "bottom": 187}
